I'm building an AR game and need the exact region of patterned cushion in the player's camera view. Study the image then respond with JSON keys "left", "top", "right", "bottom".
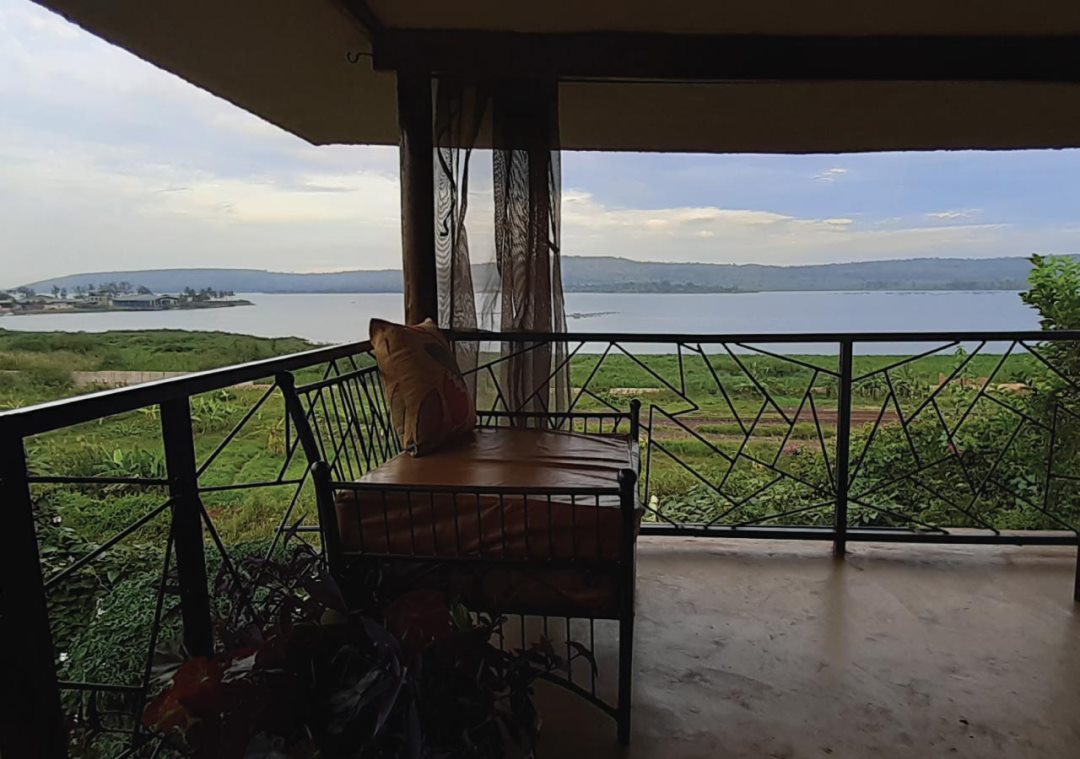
{"left": 369, "top": 318, "right": 476, "bottom": 456}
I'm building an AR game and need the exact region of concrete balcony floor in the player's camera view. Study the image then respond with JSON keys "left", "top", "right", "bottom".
{"left": 535, "top": 538, "right": 1080, "bottom": 759}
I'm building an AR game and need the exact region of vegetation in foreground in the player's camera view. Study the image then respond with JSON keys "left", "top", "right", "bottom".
{"left": 142, "top": 547, "right": 559, "bottom": 758}
{"left": 0, "top": 329, "right": 312, "bottom": 407}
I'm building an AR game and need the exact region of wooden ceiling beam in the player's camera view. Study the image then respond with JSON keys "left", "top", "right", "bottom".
{"left": 338, "top": 0, "right": 386, "bottom": 39}
{"left": 373, "top": 31, "right": 1080, "bottom": 83}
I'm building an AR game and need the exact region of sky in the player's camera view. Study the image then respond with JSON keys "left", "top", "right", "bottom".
{"left": 3, "top": 0, "right": 1080, "bottom": 287}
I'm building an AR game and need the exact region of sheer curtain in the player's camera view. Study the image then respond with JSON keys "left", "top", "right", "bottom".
{"left": 434, "top": 79, "right": 569, "bottom": 418}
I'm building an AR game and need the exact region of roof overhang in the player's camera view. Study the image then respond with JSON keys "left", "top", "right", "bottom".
{"left": 31, "top": 0, "right": 1080, "bottom": 153}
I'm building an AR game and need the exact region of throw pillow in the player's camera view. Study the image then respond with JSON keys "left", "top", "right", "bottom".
{"left": 369, "top": 318, "right": 476, "bottom": 456}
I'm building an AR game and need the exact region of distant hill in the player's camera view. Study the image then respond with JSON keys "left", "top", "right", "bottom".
{"left": 19, "top": 255, "right": 1063, "bottom": 295}
{"left": 19, "top": 268, "right": 403, "bottom": 295}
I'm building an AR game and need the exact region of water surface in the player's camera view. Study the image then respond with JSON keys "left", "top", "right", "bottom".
{"left": 1, "top": 291, "right": 1040, "bottom": 354}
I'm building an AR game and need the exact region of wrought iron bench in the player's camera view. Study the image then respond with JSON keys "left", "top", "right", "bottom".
{"left": 277, "top": 366, "right": 641, "bottom": 743}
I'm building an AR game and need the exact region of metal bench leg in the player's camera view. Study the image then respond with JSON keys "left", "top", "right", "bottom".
{"left": 617, "top": 610, "right": 634, "bottom": 744}
{"left": 1074, "top": 542, "right": 1079, "bottom": 603}
{"left": 617, "top": 466, "right": 638, "bottom": 745}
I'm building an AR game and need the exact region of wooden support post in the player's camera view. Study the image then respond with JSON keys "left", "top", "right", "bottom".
{"left": 397, "top": 72, "right": 438, "bottom": 325}
{"left": 160, "top": 399, "right": 213, "bottom": 658}
{"left": 0, "top": 430, "right": 68, "bottom": 758}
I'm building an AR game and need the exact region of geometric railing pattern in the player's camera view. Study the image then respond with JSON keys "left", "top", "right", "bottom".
{"left": 2, "top": 330, "right": 1079, "bottom": 756}
{"left": 458, "top": 337, "right": 841, "bottom": 532}
{"left": 449, "top": 331, "right": 1080, "bottom": 549}
{"left": 846, "top": 339, "right": 1080, "bottom": 538}
{"left": 1, "top": 341, "right": 377, "bottom": 758}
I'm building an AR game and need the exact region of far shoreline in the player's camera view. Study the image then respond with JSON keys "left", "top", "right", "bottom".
{"left": 0, "top": 299, "right": 254, "bottom": 317}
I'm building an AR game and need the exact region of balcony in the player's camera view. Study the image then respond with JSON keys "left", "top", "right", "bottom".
{"left": 2, "top": 330, "right": 1078, "bottom": 757}
{"left": 538, "top": 537, "right": 1080, "bottom": 758}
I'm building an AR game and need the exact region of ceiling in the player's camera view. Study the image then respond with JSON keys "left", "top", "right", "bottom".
{"left": 32, "top": 0, "right": 1080, "bottom": 152}
{"left": 368, "top": 0, "right": 1080, "bottom": 35}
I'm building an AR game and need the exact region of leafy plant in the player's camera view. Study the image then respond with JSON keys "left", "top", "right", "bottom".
{"left": 1022, "top": 255, "right": 1080, "bottom": 333}
{"left": 1020, "top": 254, "right": 1080, "bottom": 518}
{"left": 145, "top": 546, "right": 570, "bottom": 758}
{"left": 191, "top": 390, "right": 241, "bottom": 432}
{"left": 95, "top": 447, "right": 167, "bottom": 488}
{"left": 1021, "top": 254, "right": 1080, "bottom": 394}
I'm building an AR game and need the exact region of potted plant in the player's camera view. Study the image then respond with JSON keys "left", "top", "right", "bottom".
{"left": 144, "top": 545, "right": 586, "bottom": 758}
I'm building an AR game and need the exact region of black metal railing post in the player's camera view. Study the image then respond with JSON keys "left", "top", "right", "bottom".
{"left": 0, "top": 428, "right": 68, "bottom": 758}
{"left": 160, "top": 398, "right": 213, "bottom": 658}
{"left": 833, "top": 339, "right": 854, "bottom": 556}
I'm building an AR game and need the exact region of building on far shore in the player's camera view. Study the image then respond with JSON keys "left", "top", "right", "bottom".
{"left": 111, "top": 294, "right": 180, "bottom": 311}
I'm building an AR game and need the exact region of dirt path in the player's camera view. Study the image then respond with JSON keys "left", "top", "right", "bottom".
{"left": 647, "top": 407, "right": 897, "bottom": 430}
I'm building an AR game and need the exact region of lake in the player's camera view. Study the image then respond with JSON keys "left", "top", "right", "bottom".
{"left": 0, "top": 291, "right": 1041, "bottom": 354}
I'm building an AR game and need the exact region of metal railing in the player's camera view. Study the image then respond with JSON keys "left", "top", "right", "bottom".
{"left": 0, "top": 340, "right": 375, "bottom": 758}
{"left": 450, "top": 331, "right": 1080, "bottom": 551}
{"left": 2, "top": 330, "right": 1079, "bottom": 757}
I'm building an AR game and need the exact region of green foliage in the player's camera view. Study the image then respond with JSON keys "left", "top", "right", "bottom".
{"left": 36, "top": 493, "right": 168, "bottom": 688}
{"left": 61, "top": 557, "right": 176, "bottom": 687}
{"left": 145, "top": 547, "right": 563, "bottom": 758}
{"left": 101, "top": 447, "right": 167, "bottom": 481}
{"left": 1019, "top": 254, "right": 1080, "bottom": 515}
{"left": 190, "top": 389, "right": 245, "bottom": 433}
{"left": 29, "top": 436, "right": 167, "bottom": 501}
{"left": 0, "top": 328, "right": 315, "bottom": 378}
{"left": 1021, "top": 254, "right": 1080, "bottom": 396}
{"left": 1021, "top": 254, "right": 1080, "bottom": 332}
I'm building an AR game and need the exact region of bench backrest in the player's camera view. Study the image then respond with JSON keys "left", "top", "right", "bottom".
{"left": 277, "top": 365, "right": 400, "bottom": 484}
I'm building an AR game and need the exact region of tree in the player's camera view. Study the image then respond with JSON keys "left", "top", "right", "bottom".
{"left": 1020, "top": 255, "right": 1080, "bottom": 518}
{"left": 137, "top": 286, "right": 153, "bottom": 295}
{"left": 1021, "top": 254, "right": 1080, "bottom": 381}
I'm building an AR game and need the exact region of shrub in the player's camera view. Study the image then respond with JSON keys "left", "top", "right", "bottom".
{"left": 31, "top": 365, "right": 74, "bottom": 388}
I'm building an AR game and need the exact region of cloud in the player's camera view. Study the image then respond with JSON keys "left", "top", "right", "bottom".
{"left": 4, "top": 0, "right": 1080, "bottom": 288}
{"left": 814, "top": 167, "right": 849, "bottom": 182}
{"left": 0, "top": 133, "right": 401, "bottom": 281}
{"left": 556, "top": 191, "right": 1080, "bottom": 265}
{"left": 0, "top": 0, "right": 402, "bottom": 284}
{"left": 925, "top": 209, "right": 979, "bottom": 221}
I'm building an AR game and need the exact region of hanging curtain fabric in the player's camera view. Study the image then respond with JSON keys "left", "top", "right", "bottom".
{"left": 433, "top": 79, "right": 569, "bottom": 421}
{"left": 434, "top": 81, "right": 486, "bottom": 335}
{"left": 433, "top": 80, "right": 486, "bottom": 396}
